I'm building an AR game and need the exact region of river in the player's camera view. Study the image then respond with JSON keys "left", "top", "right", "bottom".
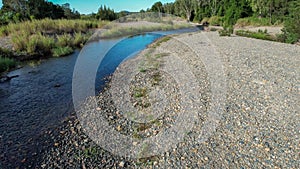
{"left": 0, "top": 27, "right": 200, "bottom": 168}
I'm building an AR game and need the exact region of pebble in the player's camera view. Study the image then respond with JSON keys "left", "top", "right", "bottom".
{"left": 119, "top": 161, "right": 125, "bottom": 167}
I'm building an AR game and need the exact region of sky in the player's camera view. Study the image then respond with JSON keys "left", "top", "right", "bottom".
{"left": 0, "top": 0, "right": 175, "bottom": 14}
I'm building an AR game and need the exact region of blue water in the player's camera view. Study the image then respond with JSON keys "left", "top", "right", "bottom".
{"left": 96, "top": 33, "right": 162, "bottom": 91}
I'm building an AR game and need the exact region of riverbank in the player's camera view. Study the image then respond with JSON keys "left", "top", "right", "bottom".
{"left": 37, "top": 31, "right": 299, "bottom": 168}
{"left": 0, "top": 19, "right": 106, "bottom": 73}
{"left": 0, "top": 18, "right": 193, "bottom": 74}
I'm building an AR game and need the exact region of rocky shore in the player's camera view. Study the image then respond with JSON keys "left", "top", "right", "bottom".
{"left": 39, "top": 31, "right": 299, "bottom": 168}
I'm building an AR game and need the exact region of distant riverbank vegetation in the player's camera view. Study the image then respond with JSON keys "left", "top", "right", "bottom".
{"left": 147, "top": 0, "right": 300, "bottom": 44}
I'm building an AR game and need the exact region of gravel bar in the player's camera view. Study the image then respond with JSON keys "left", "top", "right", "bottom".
{"left": 39, "top": 32, "right": 299, "bottom": 168}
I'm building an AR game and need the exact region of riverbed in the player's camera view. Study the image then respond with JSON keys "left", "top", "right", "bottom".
{"left": 0, "top": 27, "right": 200, "bottom": 168}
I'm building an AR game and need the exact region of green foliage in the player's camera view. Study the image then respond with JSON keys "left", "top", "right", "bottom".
{"left": 101, "top": 23, "right": 190, "bottom": 39}
{"left": 208, "top": 16, "right": 223, "bottom": 26}
{"left": 236, "top": 17, "right": 272, "bottom": 27}
{"left": 283, "top": 0, "right": 300, "bottom": 44}
{"left": 235, "top": 30, "right": 277, "bottom": 41}
{"left": 0, "top": 47, "right": 13, "bottom": 58}
{"left": 0, "top": 57, "right": 16, "bottom": 73}
{"left": 0, "top": 19, "right": 101, "bottom": 37}
{"left": 11, "top": 31, "right": 30, "bottom": 51}
{"left": 0, "top": 0, "right": 82, "bottom": 25}
{"left": 151, "top": 2, "right": 164, "bottom": 13}
{"left": 219, "top": 30, "right": 231, "bottom": 36}
{"left": 4, "top": 19, "right": 100, "bottom": 57}
{"left": 51, "top": 46, "right": 74, "bottom": 57}
{"left": 56, "top": 34, "right": 72, "bottom": 47}
{"left": 97, "top": 5, "right": 117, "bottom": 21}
{"left": 133, "top": 87, "right": 147, "bottom": 98}
{"left": 73, "top": 32, "right": 89, "bottom": 47}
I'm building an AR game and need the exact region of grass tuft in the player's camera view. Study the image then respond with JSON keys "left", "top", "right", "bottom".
{"left": 0, "top": 57, "right": 16, "bottom": 73}
{"left": 52, "top": 46, "right": 74, "bottom": 57}
{"left": 235, "top": 30, "right": 277, "bottom": 41}
{"left": 235, "top": 17, "right": 274, "bottom": 27}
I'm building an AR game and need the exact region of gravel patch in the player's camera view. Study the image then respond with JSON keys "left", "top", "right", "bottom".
{"left": 39, "top": 31, "right": 299, "bottom": 168}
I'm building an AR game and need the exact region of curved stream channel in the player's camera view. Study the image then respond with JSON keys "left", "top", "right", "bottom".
{"left": 0, "top": 28, "right": 200, "bottom": 167}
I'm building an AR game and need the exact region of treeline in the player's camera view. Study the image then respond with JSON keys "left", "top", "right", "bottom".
{"left": 148, "top": 0, "right": 300, "bottom": 43}
{"left": 1, "top": 1, "right": 127, "bottom": 24}
{"left": 0, "top": 0, "right": 80, "bottom": 25}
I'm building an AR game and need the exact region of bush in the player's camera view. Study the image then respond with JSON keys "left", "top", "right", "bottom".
{"left": 208, "top": 16, "right": 223, "bottom": 26}
{"left": 235, "top": 30, "right": 277, "bottom": 41}
{"left": 0, "top": 57, "right": 16, "bottom": 73}
{"left": 201, "top": 17, "right": 209, "bottom": 24}
{"left": 52, "top": 46, "right": 74, "bottom": 57}
{"left": 236, "top": 17, "right": 272, "bottom": 27}
{"left": 1, "top": 19, "right": 104, "bottom": 37}
{"left": 283, "top": 1, "right": 300, "bottom": 44}
{"left": 25, "top": 33, "right": 55, "bottom": 55}
{"left": 73, "top": 32, "right": 90, "bottom": 47}
{"left": 219, "top": 26, "right": 233, "bottom": 36}
{"left": 11, "top": 31, "right": 30, "bottom": 51}
{"left": 0, "top": 47, "right": 13, "bottom": 58}
{"left": 56, "top": 34, "right": 72, "bottom": 47}
{"left": 219, "top": 30, "right": 231, "bottom": 36}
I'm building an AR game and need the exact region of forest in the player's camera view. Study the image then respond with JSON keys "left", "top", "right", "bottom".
{"left": 148, "top": 0, "right": 299, "bottom": 43}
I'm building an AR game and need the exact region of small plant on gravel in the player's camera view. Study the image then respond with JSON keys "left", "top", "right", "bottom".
{"left": 151, "top": 72, "right": 161, "bottom": 86}
{"left": 83, "top": 146, "right": 99, "bottom": 158}
{"left": 151, "top": 36, "right": 171, "bottom": 48}
{"left": 139, "top": 67, "right": 147, "bottom": 72}
{"left": 133, "top": 87, "right": 147, "bottom": 98}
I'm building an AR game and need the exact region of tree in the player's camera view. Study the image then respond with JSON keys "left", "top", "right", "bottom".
{"left": 97, "top": 5, "right": 117, "bottom": 21}
{"left": 163, "top": 3, "right": 175, "bottom": 14}
{"left": 61, "top": 3, "right": 80, "bottom": 19}
{"left": 176, "top": 0, "right": 196, "bottom": 21}
{"left": 27, "top": 0, "right": 65, "bottom": 19}
{"left": 151, "top": 1, "right": 164, "bottom": 13}
{"left": 283, "top": 0, "right": 300, "bottom": 43}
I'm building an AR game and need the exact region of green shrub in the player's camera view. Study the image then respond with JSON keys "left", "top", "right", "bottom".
{"left": 235, "top": 30, "right": 277, "bottom": 41}
{"left": 201, "top": 17, "right": 209, "bottom": 24}
{"left": 209, "top": 27, "right": 219, "bottom": 32}
{"left": 208, "top": 16, "right": 223, "bottom": 26}
{"left": 26, "top": 34, "right": 55, "bottom": 55}
{"left": 0, "top": 47, "right": 13, "bottom": 58}
{"left": 56, "top": 34, "right": 72, "bottom": 47}
{"left": 73, "top": 32, "right": 89, "bottom": 47}
{"left": 219, "top": 26, "right": 233, "bottom": 36}
{"left": 11, "top": 32, "right": 30, "bottom": 51}
{"left": 1, "top": 19, "right": 104, "bottom": 37}
{"left": 0, "top": 57, "right": 16, "bottom": 73}
{"left": 0, "top": 27, "right": 8, "bottom": 36}
{"left": 282, "top": 1, "right": 300, "bottom": 44}
{"left": 52, "top": 46, "right": 74, "bottom": 57}
{"left": 219, "top": 30, "right": 231, "bottom": 36}
{"left": 236, "top": 17, "right": 272, "bottom": 27}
